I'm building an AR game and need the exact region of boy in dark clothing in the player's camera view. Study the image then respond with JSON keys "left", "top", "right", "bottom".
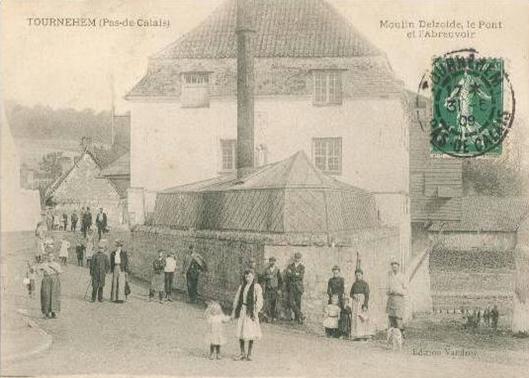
{"left": 491, "top": 305, "right": 499, "bottom": 329}
{"left": 75, "top": 242, "right": 85, "bottom": 266}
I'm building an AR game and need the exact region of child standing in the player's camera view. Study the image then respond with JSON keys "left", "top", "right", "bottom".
{"left": 59, "top": 237, "right": 70, "bottom": 265}
{"left": 205, "top": 301, "right": 231, "bottom": 360}
{"left": 85, "top": 235, "right": 94, "bottom": 268}
{"left": 25, "top": 261, "right": 36, "bottom": 298}
{"left": 75, "top": 240, "right": 85, "bottom": 267}
{"left": 323, "top": 294, "right": 341, "bottom": 338}
{"left": 355, "top": 304, "right": 372, "bottom": 340}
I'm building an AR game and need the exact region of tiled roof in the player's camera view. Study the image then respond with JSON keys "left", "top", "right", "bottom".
{"left": 429, "top": 196, "right": 529, "bottom": 232}
{"left": 154, "top": 0, "right": 380, "bottom": 60}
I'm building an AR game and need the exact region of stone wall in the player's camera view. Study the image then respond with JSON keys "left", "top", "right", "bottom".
{"left": 125, "top": 225, "right": 400, "bottom": 335}
{"left": 129, "top": 229, "right": 265, "bottom": 304}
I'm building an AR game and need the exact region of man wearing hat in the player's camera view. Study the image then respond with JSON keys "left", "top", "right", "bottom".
{"left": 90, "top": 240, "right": 110, "bottom": 302}
{"left": 386, "top": 257, "right": 408, "bottom": 337}
{"left": 261, "top": 257, "right": 283, "bottom": 323}
{"left": 327, "top": 265, "right": 345, "bottom": 307}
{"left": 182, "top": 245, "right": 207, "bottom": 303}
{"left": 285, "top": 252, "right": 305, "bottom": 324}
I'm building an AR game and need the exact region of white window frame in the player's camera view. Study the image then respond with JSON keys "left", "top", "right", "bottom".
{"left": 219, "top": 139, "right": 237, "bottom": 173}
{"left": 312, "top": 137, "right": 342, "bottom": 175}
{"left": 181, "top": 72, "right": 210, "bottom": 108}
{"left": 312, "top": 70, "right": 343, "bottom": 106}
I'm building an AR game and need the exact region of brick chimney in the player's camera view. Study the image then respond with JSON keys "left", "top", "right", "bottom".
{"left": 236, "top": 0, "right": 256, "bottom": 178}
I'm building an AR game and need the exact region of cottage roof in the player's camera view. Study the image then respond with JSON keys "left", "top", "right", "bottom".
{"left": 153, "top": 0, "right": 380, "bottom": 60}
{"left": 429, "top": 196, "right": 529, "bottom": 232}
{"left": 45, "top": 146, "right": 127, "bottom": 200}
{"left": 100, "top": 152, "right": 130, "bottom": 177}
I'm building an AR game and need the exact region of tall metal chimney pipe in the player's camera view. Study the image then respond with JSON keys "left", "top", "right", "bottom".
{"left": 236, "top": 0, "right": 256, "bottom": 178}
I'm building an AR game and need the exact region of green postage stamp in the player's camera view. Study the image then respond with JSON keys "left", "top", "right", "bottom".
{"left": 429, "top": 50, "right": 514, "bottom": 157}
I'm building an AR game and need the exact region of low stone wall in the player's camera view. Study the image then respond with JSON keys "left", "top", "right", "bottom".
{"left": 129, "top": 229, "right": 265, "bottom": 304}
{"left": 126, "top": 225, "right": 400, "bottom": 334}
{"left": 51, "top": 225, "right": 402, "bottom": 335}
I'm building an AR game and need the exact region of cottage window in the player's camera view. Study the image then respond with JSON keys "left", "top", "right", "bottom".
{"left": 312, "top": 138, "right": 342, "bottom": 174}
{"left": 313, "top": 71, "right": 343, "bottom": 105}
{"left": 181, "top": 72, "right": 209, "bottom": 108}
{"left": 220, "top": 139, "right": 237, "bottom": 172}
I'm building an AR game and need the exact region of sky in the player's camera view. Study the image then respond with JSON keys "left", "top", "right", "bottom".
{"left": 2, "top": 0, "right": 528, "bottom": 122}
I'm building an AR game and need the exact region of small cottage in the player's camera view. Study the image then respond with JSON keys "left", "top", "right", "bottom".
{"left": 44, "top": 146, "right": 129, "bottom": 229}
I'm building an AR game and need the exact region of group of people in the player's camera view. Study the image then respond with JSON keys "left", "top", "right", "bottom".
{"left": 323, "top": 266, "right": 372, "bottom": 340}
{"left": 149, "top": 245, "right": 208, "bottom": 303}
{"left": 43, "top": 207, "right": 108, "bottom": 240}
{"left": 463, "top": 305, "right": 500, "bottom": 329}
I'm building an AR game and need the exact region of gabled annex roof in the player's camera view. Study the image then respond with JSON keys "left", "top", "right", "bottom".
{"left": 154, "top": 151, "right": 379, "bottom": 234}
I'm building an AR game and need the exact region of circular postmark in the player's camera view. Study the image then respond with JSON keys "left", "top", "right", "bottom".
{"left": 416, "top": 48, "right": 515, "bottom": 158}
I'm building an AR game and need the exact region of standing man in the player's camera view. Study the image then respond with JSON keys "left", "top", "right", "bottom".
{"left": 70, "top": 210, "right": 78, "bottom": 232}
{"left": 261, "top": 257, "right": 282, "bottom": 323}
{"left": 61, "top": 212, "right": 68, "bottom": 231}
{"left": 150, "top": 250, "right": 166, "bottom": 303}
{"left": 110, "top": 240, "right": 129, "bottom": 303}
{"left": 90, "top": 240, "right": 110, "bottom": 303}
{"left": 81, "top": 207, "right": 87, "bottom": 238}
{"left": 95, "top": 208, "right": 107, "bottom": 240}
{"left": 182, "top": 245, "right": 207, "bottom": 303}
{"left": 164, "top": 252, "right": 177, "bottom": 301}
{"left": 386, "top": 257, "right": 408, "bottom": 338}
{"left": 85, "top": 207, "right": 93, "bottom": 234}
{"left": 285, "top": 252, "right": 305, "bottom": 324}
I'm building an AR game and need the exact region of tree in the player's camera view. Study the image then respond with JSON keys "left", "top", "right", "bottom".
{"left": 463, "top": 119, "right": 529, "bottom": 196}
{"left": 39, "top": 152, "right": 64, "bottom": 181}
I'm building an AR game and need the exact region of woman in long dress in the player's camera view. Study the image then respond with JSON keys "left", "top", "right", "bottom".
{"left": 38, "top": 254, "right": 62, "bottom": 318}
{"left": 110, "top": 240, "right": 129, "bottom": 303}
{"left": 231, "top": 269, "right": 263, "bottom": 361}
{"left": 512, "top": 245, "right": 529, "bottom": 337}
{"left": 350, "top": 269, "right": 372, "bottom": 340}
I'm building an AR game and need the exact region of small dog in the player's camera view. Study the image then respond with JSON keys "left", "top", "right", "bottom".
{"left": 387, "top": 327, "right": 403, "bottom": 351}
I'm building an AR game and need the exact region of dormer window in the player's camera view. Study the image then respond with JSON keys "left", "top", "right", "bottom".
{"left": 181, "top": 72, "right": 209, "bottom": 108}
{"left": 313, "top": 70, "right": 343, "bottom": 106}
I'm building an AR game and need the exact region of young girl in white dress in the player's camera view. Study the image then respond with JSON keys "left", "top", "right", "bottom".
{"left": 231, "top": 270, "right": 263, "bottom": 361}
{"left": 205, "top": 301, "right": 231, "bottom": 360}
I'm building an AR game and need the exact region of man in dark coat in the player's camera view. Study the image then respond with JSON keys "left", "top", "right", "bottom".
{"left": 327, "top": 265, "right": 345, "bottom": 306}
{"left": 90, "top": 241, "right": 110, "bottom": 302}
{"left": 71, "top": 210, "right": 78, "bottom": 232}
{"left": 82, "top": 207, "right": 93, "bottom": 238}
{"left": 182, "top": 245, "right": 207, "bottom": 303}
{"left": 285, "top": 252, "right": 305, "bottom": 324}
{"left": 261, "top": 257, "right": 283, "bottom": 323}
{"left": 95, "top": 208, "right": 107, "bottom": 240}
